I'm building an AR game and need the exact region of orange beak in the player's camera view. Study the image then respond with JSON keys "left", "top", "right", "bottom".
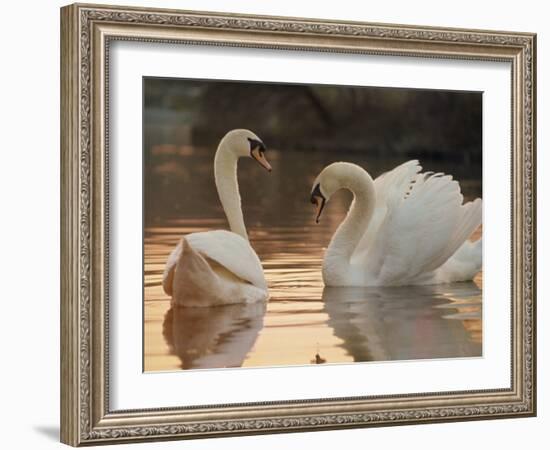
{"left": 251, "top": 147, "right": 272, "bottom": 172}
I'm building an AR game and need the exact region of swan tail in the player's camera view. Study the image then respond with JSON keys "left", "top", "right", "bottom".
{"left": 454, "top": 238, "right": 482, "bottom": 267}
{"left": 162, "top": 265, "right": 175, "bottom": 296}
{"left": 172, "top": 238, "right": 225, "bottom": 306}
{"left": 162, "top": 238, "right": 217, "bottom": 299}
{"left": 162, "top": 239, "right": 183, "bottom": 296}
{"left": 437, "top": 237, "right": 482, "bottom": 282}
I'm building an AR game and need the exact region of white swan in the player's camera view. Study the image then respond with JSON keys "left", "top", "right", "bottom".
{"left": 163, "top": 129, "right": 271, "bottom": 306}
{"left": 310, "top": 160, "right": 482, "bottom": 287}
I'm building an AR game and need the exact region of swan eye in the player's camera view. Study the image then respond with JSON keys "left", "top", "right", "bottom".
{"left": 247, "top": 138, "right": 266, "bottom": 154}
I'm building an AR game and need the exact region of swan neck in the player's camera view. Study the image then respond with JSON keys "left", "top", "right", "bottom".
{"left": 327, "top": 173, "right": 375, "bottom": 261}
{"left": 214, "top": 144, "right": 248, "bottom": 240}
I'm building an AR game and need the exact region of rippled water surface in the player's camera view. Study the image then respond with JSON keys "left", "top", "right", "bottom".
{"left": 144, "top": 147, "right": 482, "bottom": 371}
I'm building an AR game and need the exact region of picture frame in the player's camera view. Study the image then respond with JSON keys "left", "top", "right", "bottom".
{"left": 60, "top": 2, "right": 536, "bottom": 446}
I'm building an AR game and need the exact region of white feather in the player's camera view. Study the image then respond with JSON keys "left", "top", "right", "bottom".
{"left": 163, "top": 230, "right": 267, "bottom": 293}
{"left": 316, "top": 161, "right": 482, "bottom": 287}
{"left": 162, "top": 130, "right": 269, "bottom": 306}
{"left": 354, "top": 160, "right": 422, "bottom": 258}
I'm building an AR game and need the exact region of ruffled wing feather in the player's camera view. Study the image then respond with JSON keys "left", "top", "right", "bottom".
{"left": 364, "top": 167, "right": 481, "bottom": 285}
{"left": 353, "top": 160, "right": 422, "bottom": 260}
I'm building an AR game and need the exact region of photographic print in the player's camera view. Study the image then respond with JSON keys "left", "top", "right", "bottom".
{"left": 61, "top": 5, "right": 536, "bottom": 444}
{"left": 143, "top": 78, "right": 483, "bottom": 372}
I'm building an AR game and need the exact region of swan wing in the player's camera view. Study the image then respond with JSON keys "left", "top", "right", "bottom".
{"left": 163, "top": 230, "right": 267, "bottom": 295}
{"left": 354, "top": 160, "right": 422, "bottom": 258}
{"left": 365, "top": 169, "right": 481, "bottom": 284}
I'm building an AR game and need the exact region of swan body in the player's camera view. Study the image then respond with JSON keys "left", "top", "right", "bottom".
{"left": 311, "top": 160, "right": 482, "bottom": 287}
{"left": 163, "top": 129, "right": 271, "bottom": 306}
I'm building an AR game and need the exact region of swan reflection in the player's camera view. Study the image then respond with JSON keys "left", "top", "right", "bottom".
{"left": 322, "top": 282, "right": 482, "bottom": 362}
{"left": 162, "top": 302, "right": 266, "bottom": 370}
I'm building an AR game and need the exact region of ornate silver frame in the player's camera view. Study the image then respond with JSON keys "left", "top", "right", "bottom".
{"left": 60, "top": 3, "right": 536, "bottom": 446}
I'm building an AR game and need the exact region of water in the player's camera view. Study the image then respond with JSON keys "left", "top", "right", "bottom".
{"left": 144, "top": 147, "right": 482, "bottom": 371}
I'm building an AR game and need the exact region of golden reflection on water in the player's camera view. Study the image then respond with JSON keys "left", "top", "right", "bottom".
{"left": 144, "top": 217, "right": 482, "bottom": 372}
{"left": 143, "top": 148, "right": 482, "bottom": 372}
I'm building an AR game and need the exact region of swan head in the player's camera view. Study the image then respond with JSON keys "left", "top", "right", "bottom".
{"left": 220, "top": 129, "right": 272, "bottom": 172}
{"left": 310, "top": 162, "right": 369, "bottom": 223}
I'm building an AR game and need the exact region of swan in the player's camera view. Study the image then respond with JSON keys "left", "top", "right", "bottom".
{"left": 310, "top": 160, "right": 482, "bottom": 287}
{"left": 163, "top": 129, "right": 272, "bottom": 306}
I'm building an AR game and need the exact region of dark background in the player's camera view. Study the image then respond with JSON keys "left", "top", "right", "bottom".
{"left": 143, "top": 77, "right": 482, "bottom": 224}
{"left": 144, "top": 78, "right": 482, "bottom": 164}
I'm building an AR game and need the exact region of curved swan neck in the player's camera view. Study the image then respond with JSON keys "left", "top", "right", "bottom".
{"left": 326, "top": 169, "right": 376, "bottom": 261}
{"left": 214, "top": 143, "right": 248, "bottom": 240}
